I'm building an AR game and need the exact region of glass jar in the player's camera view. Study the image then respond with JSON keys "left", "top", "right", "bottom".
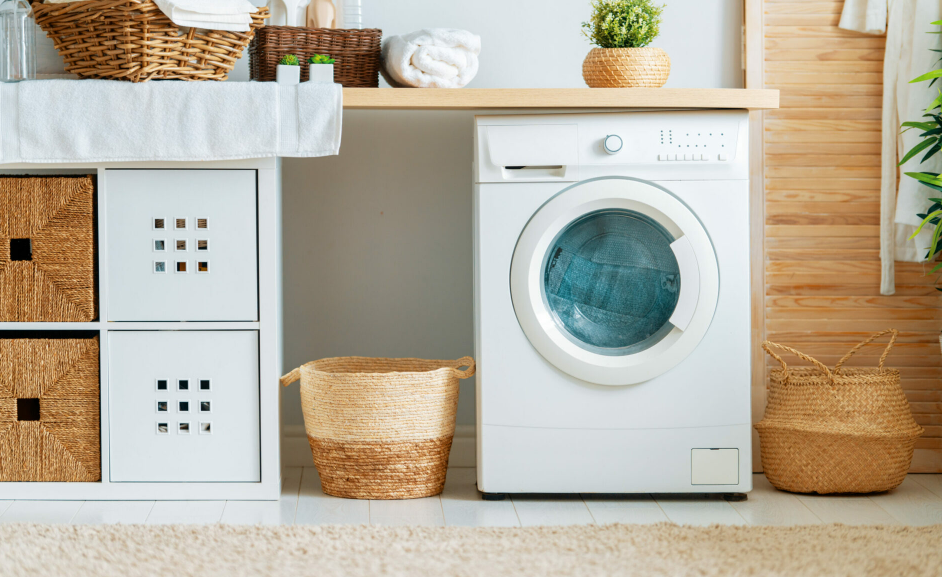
{"left": 0, "top": 0, "right": 35, "bottom": 82}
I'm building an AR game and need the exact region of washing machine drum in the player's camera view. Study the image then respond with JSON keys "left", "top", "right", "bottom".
{"left": 510, "top": 177, "right": 719, "bottom": 386}
{"left": 544, "top": 209, "right": 680, "bottom": 354}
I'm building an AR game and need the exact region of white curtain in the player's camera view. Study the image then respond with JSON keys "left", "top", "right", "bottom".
{"left": 841, "top": 0, "right": 941, "bottom": 295}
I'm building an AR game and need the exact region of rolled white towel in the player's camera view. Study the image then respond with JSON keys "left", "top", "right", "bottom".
{"left": 381, "top": 29, "right": 481, "bottom": 89}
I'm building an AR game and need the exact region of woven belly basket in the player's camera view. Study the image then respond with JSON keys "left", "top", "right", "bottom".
{"left": 280, "top": 356, "right": 475, "bottom": 499}
{"left": 756, "top": 330, "right": 923, "bottom": 494}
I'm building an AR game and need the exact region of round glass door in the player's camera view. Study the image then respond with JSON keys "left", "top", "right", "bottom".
{"left": 510, "top": 177, "right": 719, "bottom": 386}
{"left": 543, "top": 209, "right": 680, "bottom": 356}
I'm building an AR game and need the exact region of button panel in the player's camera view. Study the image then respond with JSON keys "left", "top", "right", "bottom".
{"left": 658, "top": 153, "right": 717, "bottom": 162}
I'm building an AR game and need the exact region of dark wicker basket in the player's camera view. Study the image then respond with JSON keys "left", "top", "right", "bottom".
{"left": 249, "top": 27, "right": 381, "bottom": 86}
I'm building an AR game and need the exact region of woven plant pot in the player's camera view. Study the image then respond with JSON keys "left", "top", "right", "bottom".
{"left": 582, "top": 47, "right": 670, "bottom": 88}
{"left": 281, "top": 356, "right": 475, "bottom": 499}
{"left": 30, "top": 0, "right": 269, "bottom": 82}
{"left": 756, "top": 330, "right": 923, "bottom": 494}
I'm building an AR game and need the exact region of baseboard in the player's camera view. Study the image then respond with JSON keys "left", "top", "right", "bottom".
{"left": 281, "top": 424, "right": 477, "bottom": 468}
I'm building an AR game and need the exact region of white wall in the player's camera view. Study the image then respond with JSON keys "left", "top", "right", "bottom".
{"left": 279, "top": 0, "right": 743, "bottom": 428}
{"left": 35, "top": 0, "right": 742, "bottom": 428}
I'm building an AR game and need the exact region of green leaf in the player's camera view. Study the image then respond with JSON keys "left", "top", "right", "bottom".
{"left": 902, "top": 121, "right": 937, "bottom": 131}
{"left": 910, "top": 209, "right": 942, "bottom": 238}
{"left": 911, "top": 69, "right": 942, "bottom": 83}
{"left": 904, "top": 171, "right": 942, "bottom": 185}
{"left": 900, "top": 137, "right": 938, "bottom": 165}
{"left": 923, "top": 143, "right": 942, "bottom": 163}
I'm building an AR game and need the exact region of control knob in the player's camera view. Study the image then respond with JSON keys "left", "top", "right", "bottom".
{"left": 602, "top": 134, "right": 623, "bottom": 155}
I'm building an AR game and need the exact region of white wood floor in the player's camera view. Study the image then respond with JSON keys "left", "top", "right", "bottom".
{"left": 2, "top": 469, "right": 941, "bottom": 527}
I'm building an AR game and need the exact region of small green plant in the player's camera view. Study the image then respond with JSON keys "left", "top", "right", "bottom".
{"left": 309, "top": 54, "right": 336, "bottom": 64}
{"left": 899, "top": 19, "right": 942, "bottom": 292}
{"left": 279, "top": 54, "right": 300, "bottom": 66}
{"left": 582, "top": 0, "right": 665, "bottom": 49}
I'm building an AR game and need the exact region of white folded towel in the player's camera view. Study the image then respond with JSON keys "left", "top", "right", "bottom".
{"left": 45, "top": 0, "right": 258, "bottom": 32}
{"left": 381, "top": 29, "right": 481, "bottom": 88}
{"left": 154, "top": 0, "right": 257, "bottom": 31}
{"left": 0, "top": 80, "right": 342, "bottom": 163}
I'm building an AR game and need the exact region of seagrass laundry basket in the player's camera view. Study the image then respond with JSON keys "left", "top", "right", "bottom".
{"left": 0, "top": 335, "right": 101, "bottom": 482}
{"left": 280, "top": 356, "right": 475, "bottom": 499}
{"left": 0, "top": 176, "right": 97, "bottom": 322}
{"left": 756, "top": 330, "right": 923, "bottom": 494}
{"left": 249, "top": 27, "right": 381, "bottom": 86}
{"left": 30, "top": 0, "right": 269, "bottom": 82}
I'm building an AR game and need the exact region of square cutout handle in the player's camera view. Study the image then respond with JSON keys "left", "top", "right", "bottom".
{"left": 10, "top": 239, "right": 32, "bottom": 261}
{"left": 17, "top": 398, "right": 40, "bottom": 421}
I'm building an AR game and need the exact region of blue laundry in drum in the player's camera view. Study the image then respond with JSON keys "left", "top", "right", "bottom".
{"left": 543, "top": 209, "right": 680, "bottom": 353}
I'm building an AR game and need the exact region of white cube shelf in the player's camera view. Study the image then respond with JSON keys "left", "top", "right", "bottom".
{"left": 106, "top": 169, "right": 259, "bottom": 322}
{"left": 0, "top": 159, "right": 282, "bottom": 500}
{"left": 109, "top": 330, "right": 261, "bottom": 483}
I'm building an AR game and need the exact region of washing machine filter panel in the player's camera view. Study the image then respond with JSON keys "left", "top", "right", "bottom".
{"left": 543, "top": 209, "right": 680, "bottom": 355}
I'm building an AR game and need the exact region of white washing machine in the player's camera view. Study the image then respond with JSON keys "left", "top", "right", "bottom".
{"left": 473, "top": 110, "right": 752, "bottom": 496}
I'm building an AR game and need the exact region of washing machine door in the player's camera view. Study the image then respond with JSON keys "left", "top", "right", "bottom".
{"left": 510, "top": 177, "right": 719, "bottom": 386}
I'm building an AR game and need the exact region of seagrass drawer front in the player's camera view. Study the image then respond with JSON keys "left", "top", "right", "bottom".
{"left": 0, "top": 176, "right": 98, "bottom": 322}
{"left": 0, "top": 335, "right": 101, "bottom": 482}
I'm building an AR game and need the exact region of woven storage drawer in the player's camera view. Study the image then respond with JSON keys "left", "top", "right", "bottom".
{"left": 281, "top": 357, "right": 475, "bottom": 499}
{"left": 756, "top": 330, "right": 923, "bottom": 494}
{"left": 249, "top": 27, "right": 381, "bottom": 86}
{"left": 30, "top": 0, "right": 269, "bottom": 82}
{"left": 0, "top": 335, "right": 101, "bottom": 482}
{"left": 0, "top": 176, "right": 97, "bottom": 322}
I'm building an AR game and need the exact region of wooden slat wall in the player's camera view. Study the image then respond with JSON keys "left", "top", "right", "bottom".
{"left": 752, "top": 0, "right": 942, "bottom": 472}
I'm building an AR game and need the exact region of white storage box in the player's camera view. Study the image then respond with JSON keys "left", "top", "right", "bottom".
{"left": 108, "top": 330, "right": 261, "bottom": 483}
{"left": 105, "top": 170, "right": 259, "bottom": 321}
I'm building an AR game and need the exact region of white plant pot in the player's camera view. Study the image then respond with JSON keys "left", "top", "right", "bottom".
{"left": 307, "top": 63, "right": 334, "bottom": 84}
{"left": 277, "top": 65, "right": 301, "bottom": 85}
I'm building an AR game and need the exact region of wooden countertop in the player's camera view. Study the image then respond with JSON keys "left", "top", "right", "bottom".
{"left": 342, "top": 88, "right": 779, "bottom": 110}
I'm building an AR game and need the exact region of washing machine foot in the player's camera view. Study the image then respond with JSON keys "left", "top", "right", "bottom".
{"left": 481, "top": 492, "right": 507, "bottom": 501}
{"left": 723, "top": 493, "right": 748, "bottom": 502}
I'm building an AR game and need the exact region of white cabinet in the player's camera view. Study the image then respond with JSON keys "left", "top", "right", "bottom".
{"left": 108, "top": 330, "right": 261, "bottom": 483}
{"left": 0, "top": 159, "right": 280, "bottom": 500}
{"left": 105, "top": 170, "right": 259, "bottom": 321}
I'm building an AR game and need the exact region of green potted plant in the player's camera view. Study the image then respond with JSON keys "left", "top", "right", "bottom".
{"left": 581, "top": 0, "right": 669, "bottom": 88}
{"left": 898, "top": 29, "right": 942, "bottom": 294}
{"left": 277, "top": 54, "right": 301, "bottom": 85}
{"left": 308, "top": 54, "right": 336, "bottom": 84}
{"left": 898, "top": 22, "right": 942, "bottom": 351}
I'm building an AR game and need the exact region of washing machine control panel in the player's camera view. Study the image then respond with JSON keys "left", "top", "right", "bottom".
{"left": 584, "top": 111, "right": 742, "bottom": 165}
{"left": 653, "top": 127, "right": 734, "bottom": 162}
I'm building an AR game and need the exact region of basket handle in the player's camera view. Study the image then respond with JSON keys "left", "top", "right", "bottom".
{"left": 449, "top": 356, "right": 476, "bottom": 379}
{"left": 761, "top": 341, "right": 834, "bottom": 383}
{"left": 280, "top": 367, "right": 302, "bottom": 387}
{"left": 833, "top": 329, "right": 898, "bottom": 373}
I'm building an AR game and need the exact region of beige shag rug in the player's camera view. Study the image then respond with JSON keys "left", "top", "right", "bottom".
{"left": 0, "top": 523, "right": 940, "bottom": 577}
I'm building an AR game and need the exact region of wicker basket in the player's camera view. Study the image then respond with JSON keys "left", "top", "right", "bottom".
{"left": 756, "top": 330, "right": 924, "bottom": 494}
{"left": 249, "top": 27, "right": 381, "bottom": 86}
{"left": 30, "top": 0, "right": 269, "bottom": 82}
{"left": 280, "top": 356, "right": 475, "bottom": 499}
{"left": 0, "top": 335, "right": 100, "bottom": 482}
{"left": 0, "top": 176, "right": 97, "bottom": 322}
{"left": 582, "top": 47, "right": 671, "bottom": 88}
